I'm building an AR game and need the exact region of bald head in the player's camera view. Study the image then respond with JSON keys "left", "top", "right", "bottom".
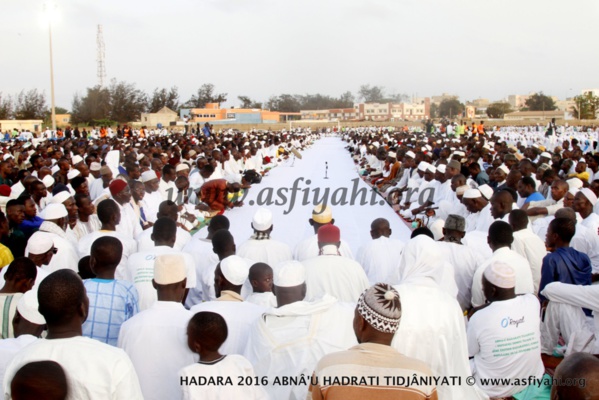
{"left": 551, "top": 352, "right": 599, "bottom": 399}
{"left": 490, "top": 190, "right": 514, "bottom": 220}
{"left": 555, "top": 207, "right": 577, "bottom": 223}
{"left": 370, "top": 218, "right": 391, "bottom": 239}
{"left": 508, "top": 209, "right": 529, "bottom": 232}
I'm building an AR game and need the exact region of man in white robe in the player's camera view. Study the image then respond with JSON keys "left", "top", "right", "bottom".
{"left": 438, "top": 214, "right": 481, "bottom": 311}
{"left": 302, "top": 224, "right": 369, "bottom": 303}
{"left": 135, "top": 201, "right": 191, "bottom": 252}
{"left": 25, "top": 204, "right": 79, "bottom": 274}
{"left": 390, "top": 235, "right": 487, "bottom": 400}
{"left": 236, "top": 208, "right": 293, "bottom": 266}
{"left": 124, "top": 218, "right": 195, "bottom": 311}
{"left": 190, "top": 256, "right": 265, "bottom": 356}
{"left": 574, "top": 188, "right": 599, "bottom": 235}
{"left": 109, "top": 180, "right": 142, "bottom": 240}
{"left": 293, "top": 205, "right": 353, "bottom": 261}
{"left": 244, "top": 261, "right": 357, "bottom": 400}
{"left": 541, "top": 281, "right": 599, "bottom": 355}
{"left": 2, "top": 270, "right": 143, "bottom": 399}
{"left": 509, "top": 209, "right": 546, "bottom": 292}
{"left": 89, "top": 166, "right": 112, "bottom": 201}
{"left": 140, "top": 171, "right": 162, "bottom": 224}
{"left": 471, "top": 221, "right": 535, "bottom": 308}
{"left": 181, "top": 216, "right": 227, "bottom": 308}
{"left": 356, "top": 218, "right": 404, "bottom": 284}
{"left": 118, "top": 254, "right": 196, "bottom": 400}
{"left": 78, "top": 199, "right": 137, "bottom": 281}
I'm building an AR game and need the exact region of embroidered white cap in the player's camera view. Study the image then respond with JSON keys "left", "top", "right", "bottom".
{"left": 154, "top": 254, "right": 187, "bottom": 285}
{"left": 220, "top": 255, "right": 249, "bottom": 286}
{"left": 483, "top": 261, "right": 516, "bottom": 289}
{"left": 17, "top": 290, "right": 46, "bottom": 325}
{"left": 252, "top": 208, "right": 273, "bottom": 231}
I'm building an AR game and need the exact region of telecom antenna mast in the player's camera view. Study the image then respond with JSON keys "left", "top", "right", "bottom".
{"left": 97, "top": 25, "right": 106, "bottom": 87}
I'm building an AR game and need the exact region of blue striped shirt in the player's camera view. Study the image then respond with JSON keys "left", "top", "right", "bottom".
{"left": 83, "top": 278, "right": 139, "bottom": 346}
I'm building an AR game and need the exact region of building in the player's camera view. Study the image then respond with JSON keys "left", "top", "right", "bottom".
{"left": 300, "top": 108, "right": 358, "bottom": 121}
{"left": 140, "top": 107, "right": 178, "bottom": 127}
{"left": 503, "top": 110, "right": 564, "bottom": 121}
{"left": 0, "top": 120, "right": 43, "bottom": 133}
{"left": 354, "top": 98, "right": 431, "bottom": 121}
{"left": 555, "top": 99, "right": 575, "bottom": 113}
{"left": 54, "top": 114, "right": 71, "bottom": 128}
{"left": 507, "top": 95, "right": 530, "bottom": 110}
{"left": 182, "top": 103, "right": 295, "bottom": 125}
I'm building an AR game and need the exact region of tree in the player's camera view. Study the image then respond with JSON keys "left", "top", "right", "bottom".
{"left": 524, "top": 92, "right": 556, "bottom": 111}
{"left": 54, "top": 107, "right": 69, "bottom": 114}
{"left": 486, "top": 102, "right": 513, "bottom": 118}
{"left": 438, "top": 98, "right": 464, "bottom": 118}
{"left": 13, "top": 89, "right": 48, "bottom": 120}
{"left": 358, "top": 84, "right": 385, "bottom": 103}
{"left": 0, "top": 93, "right": 13, "bottom": 119}
{"left": 108, "top": 80, "right": 148, "bottom": 123}
{"left": 572, "top": 93, "right": 599, "bottom": 120}
{"left": 237, "top": 96, "right": 262, "bottom": 109}
{"left": 148, "top": 87, "right": 179, "bottom": 113}
{"left": 338, "top": 91, "right": 355, "bottom": 108}
{"left": 71, "top": 86, "right": 111, "bottom": 124}
{"left": 184, "top": 84, "right": 227, "bottom": 108}
{"left": 265, "top": 94, "right": 302, "bottom": 112}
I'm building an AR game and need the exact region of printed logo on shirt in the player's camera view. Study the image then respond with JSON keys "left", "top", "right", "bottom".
{"left": 501, "top": 316, "right": 525, "bottom": 328}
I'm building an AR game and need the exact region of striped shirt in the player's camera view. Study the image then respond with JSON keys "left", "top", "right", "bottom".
{"left": 0, "top": 293, "right": 21, "bottom": 339}
{"left": 309, "top": 343, "right": 438, "bottom": 400}
{"left": 83, "top": 279, "right": 139, "bottom": 346}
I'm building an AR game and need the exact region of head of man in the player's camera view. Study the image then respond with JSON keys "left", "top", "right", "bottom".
{"left": 206, "top": 215, "right": 230, "bottom": 239}
{"left": 463, "top": 189, "right": 488, "bottom": 214}
{"left": 451, "top": 174, "right": 466, "bottom": 192}
{"left": 27, "top": 235, "right": 55, "bottom": 268}
{"left": 39, "top": 203, "right": 68, "bottom": 232}
{"left": 125, "top": 164, "right": 141, "bottom": 181}
{"left": 249, "top": 262, "right": 273, "bottom": 294}
{"left": 506, "top": 169, "right": 522, "bottom": 190}
{"left": 370, "top": 218, "right": 391, "bottom": 240}
{"left": 109, "top": 180, "right": 131, "bottom": 205}
{"left": 317, "top": 224, "right": 341, "bottom": 251}
{"left": 273, "top": 260, "right": 306, "bottom": 308}
{"left": 490, "top": 190, "right": 514, "bottom": 220}
{"left": 31, "top": 181, "right": 47, "bottom": 201}
{"left": 90, "top": 236, "right": 123, "bottom": 278}
{"left": 545, "top": 217, "right": 576, "bottom": 250}
{"left": 186, "top": 311, "right": 228, "bottom": 358}
{"left": 1, "top": 257, "right": 37, "bottom": 294}
{"left": 487, "top": 221, "right": 514, "bottom": 252}
{"left": 213, "top": 255, "right": 248, "bottom": 298}
{"left": 38, "top": 269, "right": 89, "bottom": 337}
{"left": 70, "top": 176, "right": 89, "bottom": 197}
{"left": 151, "top": 217, "right": 177, "bottom": 248}
{"left": 445, "top": 160, "right": 461, "bottom": 180}
{"left": 141, "top": 170, "right": 160, "bottom": 193}
{"left": 162, "top": 164, "right": 176, "bottom": 183}
{"left": 573, "top": 189, "right": 597, "bottom": 219}
{"left": 96, "top": 199, "right": 121, "bottom": 229}
{"left": 482, "top": 261, "right": 516, "bottom": 303}
{"left": 517, "top": 177, "right": 536, "bottom": 199}
{"left": 100, "top": 166, "right": 113, "bottom": 186}
{"left": 549, "top": 180, "right": 569, "bottom": 202}
{"left": 6, "top": 199, "right": 25, "bottom": 226}
{"left": 468, "top": 162, "right": 481, "bottom": 178}
{"left": 442, "top": 214, "right": 466, "bottom": 243}
{"left": 354, "top": 283, "right": 401, "bottom": 345}
{"left": 494, "top": 165, "right": 509, "bottom": 184}
{"left": 309, "top": 204, "right": 334, "bottom": 234}
{"left": 12, "top": 290, "right": 46, "bottom": 340}
{"left": 551, "top": 352, "right": 599, "bottom": 400}
{"left": 152, "top": 253, "right": 187, "bottom": 303}
{"left": 251, "top": 208, "right": 273, "bottom": 235}
{"left": 508, "top": 209, "right": 529, "bottom": 233}
{"left": 74, "top": 194, "right": 95, "bottom": 219}
{"left": 211, "top": 230, "right": 236, "bottom": 259}
{"left": 10, "top": 360, "right": 67, "bottom": 400}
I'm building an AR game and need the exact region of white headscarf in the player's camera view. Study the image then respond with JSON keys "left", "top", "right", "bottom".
{"left": 395, "top": 235, "right": 458, "bottom": 298}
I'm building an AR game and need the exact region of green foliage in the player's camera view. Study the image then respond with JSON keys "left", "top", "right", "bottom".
{"left": 148, "top": 87, "right": 179, "bottom": 113}
{"left": 438, "top": 98, "right": 464, "bottom": 118}
{"left": 13, "top": 89, "right": 48, "bottom": 120}
{"left": 486, "top": 102, "right": 513, "bottom": 118}
{"left": 358, "top": 84, "right": 385, "bottom": 103}
{"left": 524, "top": 92, "right": 556, "bottom": 111}
{"left": 183, "top": 84, "right": 227, "bottom": 108}
{"left": 572, "top": 93, "right": 599, "bottom": 119}
{"left": 237, "top": 96, "right": 262, "bottom": 109}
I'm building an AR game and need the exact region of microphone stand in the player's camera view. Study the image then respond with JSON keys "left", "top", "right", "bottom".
{"left": 324, "top": 162, "right": 329, "bottom": 179}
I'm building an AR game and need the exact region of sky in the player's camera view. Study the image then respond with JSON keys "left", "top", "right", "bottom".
{"left": 1, "top": 0, "right": 598, "bottom": 111}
